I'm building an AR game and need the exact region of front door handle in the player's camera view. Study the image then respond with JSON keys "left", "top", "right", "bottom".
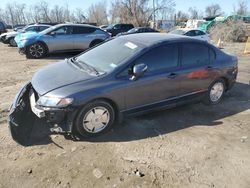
{"left": 167, "top": 73, "right": 177, "bottom": 79}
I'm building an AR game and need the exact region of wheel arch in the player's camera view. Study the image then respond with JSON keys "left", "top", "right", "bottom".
{"left": 36, "top": 40, "right": 49, "bottom": 52}
{"left": 89, "top": 39, "right": 104, "bottom": 48}
{"left": 219, "top": 76, "right": 229, "bottom": 91}
{"left": 73, "top": 97, "right": 120, "bottom": 125}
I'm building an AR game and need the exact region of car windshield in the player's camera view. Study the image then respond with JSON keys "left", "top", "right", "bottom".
{"left": 170, "top": 29, "right": 186, "bottom": 35}
{"left": 40, "top": 25, "right": 57, "bottom": 34}
{"left": 75, "top": 38, "right": 143, "bottom": 73}
{"left": 127, "top": 28, "right": 138, "bottom": 33}
{"left": 19, "top": 25, "right": 30, "bottom": 32}
{"left": 106, "top": 24, "right": 114, "bottom": 29}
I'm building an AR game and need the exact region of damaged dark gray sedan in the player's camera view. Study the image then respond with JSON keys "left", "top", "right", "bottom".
{"left": 8, "top": 33, "right": 238, "bottom": 145}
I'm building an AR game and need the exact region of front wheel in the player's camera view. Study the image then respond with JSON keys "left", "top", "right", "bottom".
{"left": 74, "top": 100, "right": 115, "bottom": 138}
{"left": 9, "top": 38, "right": 17, "bottom": 47}
{"left": 26, "top": 42, "right": 47, "bottom": 59}
{"left": 203, "top": 79, "right": 225, "bottom": 105}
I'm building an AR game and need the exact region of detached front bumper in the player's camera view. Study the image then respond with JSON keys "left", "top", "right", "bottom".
{"left": 8, "top": 83, "right": 76, "bottom": 146}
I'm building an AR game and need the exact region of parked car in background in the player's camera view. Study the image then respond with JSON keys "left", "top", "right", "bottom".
{"left": 0, "top": 21, "right": 7, "bottom": 35}
{"left": 15, "top": 23, "right": 111, "bottom": 58}
{"left": 0, "top": 24, "right": 51, "bottom": 47}
{"left": 99, "top": 25, "right": 108, "bottom": 29}
{"left": 13, "top": 24, "right": 27, "bottom": 31}
{"left": 104, "top": 23, "right": 134, "bottom": 36}
{"left": 170, "top": 28, "right": 210, "bottom": 42}
{"left": 117, "top": 27, "right": 159, "bottom": 36}
{"left": 8, "top": 33, "right": 238, "bottom": 145}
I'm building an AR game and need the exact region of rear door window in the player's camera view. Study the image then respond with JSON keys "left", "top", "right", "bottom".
{"left": 73, "top": 26, "right": 96, "bottom": 34}
{"left": 181, "top": 43, "right": 209, "bottom": 67}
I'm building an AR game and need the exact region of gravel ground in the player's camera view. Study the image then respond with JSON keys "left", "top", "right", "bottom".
{"left": 0, "top": 42, "right": 249, "bottom": 188}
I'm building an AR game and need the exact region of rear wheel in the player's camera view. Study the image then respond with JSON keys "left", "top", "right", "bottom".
{"left": 26, "top": 42, "right": 47, "bottom": 59}
{"left": 74, "top": 100, "right": 115, "bottom": 137}
{"left": 9, "top": 38, "right": 17, "bottom": 47}
{"left": 203, "top": 79, "right": 225, "bottom": 105}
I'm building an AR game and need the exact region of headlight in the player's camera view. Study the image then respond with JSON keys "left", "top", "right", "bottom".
{"left": 36, "top": 96, "right": 73, "bottom": 107}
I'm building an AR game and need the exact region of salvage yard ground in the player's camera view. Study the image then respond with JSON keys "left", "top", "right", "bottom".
{"left": 0, "top": 43, "right": 249, "bottom": 188}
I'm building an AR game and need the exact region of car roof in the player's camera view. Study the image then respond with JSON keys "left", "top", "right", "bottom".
{"left": 55, "top": 23, "right": 98, "bottom": 28}
{"left": 119, "top": 33, "right": 204, "bottom": 47}
{"left": 28, "top": 24, "right": 51, "bottom": 27}
{"left": 176, "top": 28, "right": 203, "bottom": 32}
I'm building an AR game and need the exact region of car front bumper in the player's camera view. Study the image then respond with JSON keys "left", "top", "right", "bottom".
{"left": 8, "top": 82, "right": 77, "bottom": 146}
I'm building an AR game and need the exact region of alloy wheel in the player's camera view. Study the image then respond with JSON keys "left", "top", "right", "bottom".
{"left": 29, "top": 43, "right": 44, "bottom": 58}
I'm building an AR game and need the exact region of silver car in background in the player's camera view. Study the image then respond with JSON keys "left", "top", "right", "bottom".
{"left": 16, "top": 23, "right": 111, "bottom": 58}
{"left": 0, "top": 24, "right": 51, "bottom": 47}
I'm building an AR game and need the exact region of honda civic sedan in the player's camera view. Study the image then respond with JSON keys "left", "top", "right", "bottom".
{"left": 8, "top": 33, "right": 238, "bottom": 145}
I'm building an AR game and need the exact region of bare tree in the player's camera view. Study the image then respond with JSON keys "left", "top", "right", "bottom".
{"left": 176, "top": 11, "right": 189, "bottom": 21}
{"left": 50, "top": 5, "right": 64, "bottom": 23}
{"left": 188, "top": 7, "right": 198, "bottom": 19}
{"left": 73, "top": 8, "right": 86, "bottom": 23}
{"left": 233, "top": 0, "right": 248, "bottom": 15}
{"left": 205, "top": 4, "right": 223, "bottom": 17}
{"left": 87, "top": 1, "right": 109, "bottom": 25}
{"left": 110, "top": 0, "right": 175, "bottom": 27}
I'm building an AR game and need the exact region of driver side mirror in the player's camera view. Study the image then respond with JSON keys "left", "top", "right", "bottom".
{"left": 130, "top": 63, "right": 147, "bottom": 81}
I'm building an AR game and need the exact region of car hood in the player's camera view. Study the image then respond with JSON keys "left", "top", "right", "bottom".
{"left": 18, "top": 32, "right": 40, "bottom": 40}
{"left": 32, "top": 60, "right": 96, "bottom": 95}
{"left": 2, "top": 31, "right": 18, "bottom": 37}
{"left": 15, "top": 32, "right": 41, "bottom": 48}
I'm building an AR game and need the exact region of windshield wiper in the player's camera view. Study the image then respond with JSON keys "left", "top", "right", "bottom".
{"left": 69, "top": 58, "right": 102, "bottom": 75}
{"left": 76, "top": 58, "right": 103, "bottom": 75}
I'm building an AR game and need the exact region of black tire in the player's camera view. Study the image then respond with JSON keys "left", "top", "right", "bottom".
{"left": 9, "top": 37, "right": 17, "bottom": 47}
{"left": 26, "top": 42, "right": 47, "bottom": 59}
{"left": 74, "top": 100, "right": 115, "bottom": 138}
{"left": 203, "top": 78, "right": 225, "bottom": 105}
{"left": 89, "top": 40, "right": 103, "bottom": 48}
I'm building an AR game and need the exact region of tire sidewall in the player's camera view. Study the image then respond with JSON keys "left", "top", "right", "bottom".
{"left": 75, "top": 100, "right": 115, "bottom": 138}
{"left": 26, "top": 42, "right": 47, "bottom": 59}
{"left": 204, "top": 79, "right": 225, "bottom": 105}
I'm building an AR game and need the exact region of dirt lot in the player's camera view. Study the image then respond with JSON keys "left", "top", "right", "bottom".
{"left": 0, "top": 42, "right": 249, "bottom": 188}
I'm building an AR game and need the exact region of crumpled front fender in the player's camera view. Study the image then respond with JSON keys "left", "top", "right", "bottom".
{"left": 8, "top": 83, "right": 38, "bottom": 146}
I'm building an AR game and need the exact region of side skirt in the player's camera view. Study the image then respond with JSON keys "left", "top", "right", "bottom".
{"left": 121, "top": 91, "right": 206, "bottom": 117}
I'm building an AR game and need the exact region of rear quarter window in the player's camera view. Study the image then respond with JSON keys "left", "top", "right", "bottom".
{"left": 94, "top": 29, "right": 107, "bottom": 34}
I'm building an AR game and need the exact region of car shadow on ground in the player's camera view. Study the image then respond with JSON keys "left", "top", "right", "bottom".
{"left": 24, "top": 82, "right": 250, "bottom": 146}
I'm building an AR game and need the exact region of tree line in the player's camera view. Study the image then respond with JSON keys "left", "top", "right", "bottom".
{"left": 0, "top": 0, "right": 249, "bottom": 27}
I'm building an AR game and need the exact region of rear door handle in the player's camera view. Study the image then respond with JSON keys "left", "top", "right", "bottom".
{"left": 167, "top": 73, "right": 177, "bottom": 79}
